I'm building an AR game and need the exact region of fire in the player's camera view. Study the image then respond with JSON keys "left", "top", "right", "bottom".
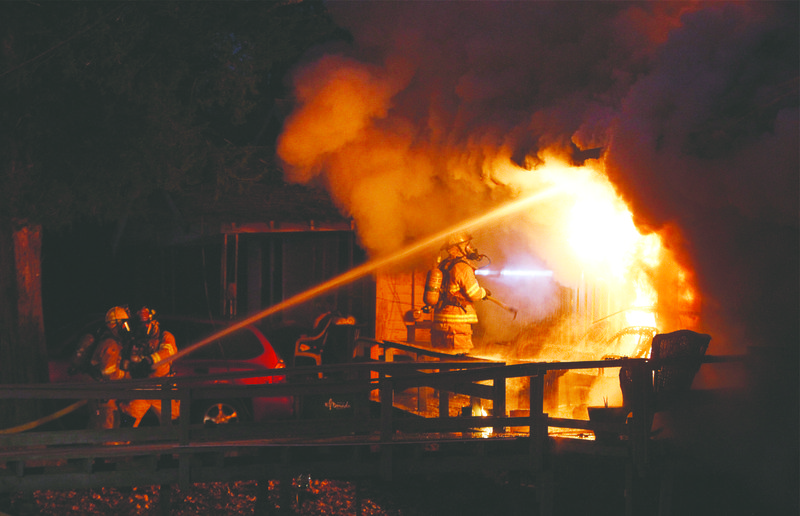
{"left": 495, "top": 153, "right": 680, "bottom": 334}
{"left": 489, "top": 153, "right": 699, "bottom": 420}
{"left": 565, "top": 174, "right": 641, "bottom": 280}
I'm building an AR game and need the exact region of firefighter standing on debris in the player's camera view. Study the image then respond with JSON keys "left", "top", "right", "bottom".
{"left": 119, "top": 307, "right": 180, "bottom": 427}
{"left": 88, "top": 306, "right": 132, "bottom": 429}
{"left": 429, "top": 233, "right": 490, "bottom": 355}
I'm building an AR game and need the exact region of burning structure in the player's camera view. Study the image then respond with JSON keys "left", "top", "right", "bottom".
{"left": 277, "top": 0, "right": 797, "bottom": 356}
{"left": 275, "top": 2, "right": 798, "bottom": 513}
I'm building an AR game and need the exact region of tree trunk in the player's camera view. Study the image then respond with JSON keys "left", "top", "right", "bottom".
{"left": 0, "top": 217, "right": 48, "bottom": 427}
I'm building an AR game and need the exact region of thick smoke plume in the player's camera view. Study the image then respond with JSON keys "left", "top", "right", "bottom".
{"left": 277, "top": 5, "right": 797, "bottom": 510}
{"left": 277, "top": 2, "right": 798, "bottom": 357}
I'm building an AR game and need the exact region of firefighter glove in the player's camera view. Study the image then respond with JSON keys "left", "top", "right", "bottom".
{"left": 483, "top": 288, "right": 492, "bottom": 299}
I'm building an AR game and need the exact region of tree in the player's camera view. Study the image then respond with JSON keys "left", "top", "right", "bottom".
{"left": 0, "top": 1, "right": 347, "bottom": 424}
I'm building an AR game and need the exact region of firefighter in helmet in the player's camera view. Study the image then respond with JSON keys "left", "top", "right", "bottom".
{"left": 88, "top": 306, "right": 132, "bottom": 429}
{"left": 430, "top": 232, "right": 490, "bottom": 354}
{"left": 119, "top": 307, "right": 180, "bottom": 427}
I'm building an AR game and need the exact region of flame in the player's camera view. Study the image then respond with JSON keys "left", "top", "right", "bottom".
{"left": 565, "top": 178, "right": 641, "bottom": 280}
{"left": 489, "top": 154, "right": 699, "bottom": 419}
{"left": 473, "top": 405, "right": 493, "bottom": 438}
{"left": 496, "top": 153, "right": 675, "bottom": 329}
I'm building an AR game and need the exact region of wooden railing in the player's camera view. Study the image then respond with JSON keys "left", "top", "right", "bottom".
{"left": 0, "top": 342, "right": 743, "bottom": 494}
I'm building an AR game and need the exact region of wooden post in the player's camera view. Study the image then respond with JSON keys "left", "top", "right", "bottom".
{"left": 629, "top": 360, "right": 651, "bottom": 474}
{"left": 438, "top": 366, "right": 450, "bottom": 418}
{"left": 160, "top": 381, "right": 173, "bottom": 427}
{"left": 528, "top": 371, "right": 555, "bottom": 515}
{"left": 380, "top": 377, "right": 393, "bottom": 441}
{"left": 179, "top": 388, "right": 191, "bottom": 445}
{"left": 528, "top": 373, "right": 546, "bottom": 471}
{"left": 178, "top": 451, "right": 191, "bottom": 490}
{"left": 380, "top": 377, "right": 393, "bottom": 481}
{"left": 493, "top": 372, "right": 506, "bottom": 434}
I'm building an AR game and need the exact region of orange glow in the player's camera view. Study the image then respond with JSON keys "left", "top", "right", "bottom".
{"left": 495, "top": 154, "right": 669, "bottom": 330}
{"left": 489, "top": 153, "right": 699, "bottom": 419}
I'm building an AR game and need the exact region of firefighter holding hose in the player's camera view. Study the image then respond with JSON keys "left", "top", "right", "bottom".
{"left": 426, "top": 233, "right": 491, "bottom": 355}
{"left": 119, "top": 307, "right": 180, "bottom": 427}
{"left": 87, "top": 306, "right": 133, "bottom": 429}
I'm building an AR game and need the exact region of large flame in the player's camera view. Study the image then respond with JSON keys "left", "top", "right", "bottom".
{"left": 478, "top": 154, "right": 698, "bottom": 417}
{"left": 488, "top": 152, "right": 693, "bottom": 344}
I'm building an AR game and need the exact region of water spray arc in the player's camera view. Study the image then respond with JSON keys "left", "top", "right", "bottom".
{"left": 158, "top": 186, "right": 564, "bottom": 367}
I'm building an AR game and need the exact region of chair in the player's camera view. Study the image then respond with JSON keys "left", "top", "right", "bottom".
{"left": 650, "top": 329, "right": 711, "bottom": 408}
{"left": 619, "top": 329, "right": 711, "bottom": 427}
{"left": 293, "top": 313, "right": 357, "bottom": 369}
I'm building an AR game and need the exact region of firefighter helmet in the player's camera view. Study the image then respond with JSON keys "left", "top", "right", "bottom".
{"left": 105, "top": 306, "right": 130, "bottom": 326}
{"left": 105, "top": 306, "right": 131, "bottom": 336}
{"left": 136, "top": 306, "right": 159, "bottom": 338}
{"left": 442, "top": 232, "right": 472, "bottom": 250}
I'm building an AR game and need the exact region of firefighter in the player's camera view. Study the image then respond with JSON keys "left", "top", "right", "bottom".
{"left": 88, "top": 306, "right": 132, "bottom": 430}
{"left": 430, "top": 233, "right": 491, "bottom": 354}
{"left": 119, "top": 307, "right": 179, "bottom": 427}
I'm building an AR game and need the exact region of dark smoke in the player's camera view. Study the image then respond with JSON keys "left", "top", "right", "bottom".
{"left": 605, "top": 2, "right": 799, "bottom": 355}
{"left": 279, "top": 0, "right": 798, "bottom": 354}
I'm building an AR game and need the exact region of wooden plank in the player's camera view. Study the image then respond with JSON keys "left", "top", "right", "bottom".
{"left": 529, "top": 374, "right": 545, "bottom": 472}
{"left": 493, "top": 373, "right": 506, "bottom": 434}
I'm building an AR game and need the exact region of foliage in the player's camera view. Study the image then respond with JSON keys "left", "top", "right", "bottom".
{"left": 0, "top": 0, "right": 348, "bottom": 230}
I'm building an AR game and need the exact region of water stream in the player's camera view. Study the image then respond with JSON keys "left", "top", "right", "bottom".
{"left": 160, "top": 186, "right": 563, "bottom": 366}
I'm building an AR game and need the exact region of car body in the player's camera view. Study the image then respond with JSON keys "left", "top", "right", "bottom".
{"left": 48, "top": 314, "right": 294, "bottom": 425}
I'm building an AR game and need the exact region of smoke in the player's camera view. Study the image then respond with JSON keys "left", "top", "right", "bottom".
{"left": 277, "top": 2, "right": 798, "bottom": 358}
{"left": 605, "top": 2, "right": 799, "bottom": 355}
{"left": 276, "top": 4, "right": 797, "bottom": 510}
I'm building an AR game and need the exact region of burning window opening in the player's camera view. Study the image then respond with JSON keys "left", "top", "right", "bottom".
{"left": 454, "top": 156, "right": 699, "bottom": 424}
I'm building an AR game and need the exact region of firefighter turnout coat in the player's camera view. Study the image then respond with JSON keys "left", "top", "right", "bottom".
{"left": 120, "top": 329, "right": 179, "bottom": 426}
{"left": 88, "top": 332, "right": 130, "bottom": 429}
{"left": 432, "top": 257, "right": 487, "bottom": 353}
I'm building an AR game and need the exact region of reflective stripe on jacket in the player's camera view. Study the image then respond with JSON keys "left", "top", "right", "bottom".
{"left": 433, "top": 258, "right": 485, "bottom": 325}
{"left": 91, "top": 337, "right": 129, "bottom": 381}
{"left": 145, "top": 330, "right": 177, "bottom": 378}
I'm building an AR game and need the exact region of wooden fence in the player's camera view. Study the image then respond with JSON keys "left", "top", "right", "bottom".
{"left": 0, "top": 338, "right": 743, "bottom": 515}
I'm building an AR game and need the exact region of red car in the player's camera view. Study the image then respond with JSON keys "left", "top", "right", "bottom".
{"left": 48, "top": 315, "right": 294, "bottom": 426}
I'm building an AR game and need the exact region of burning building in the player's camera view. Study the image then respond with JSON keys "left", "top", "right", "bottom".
{"left": 275, "top": 2, "right": 798, "bottom": 513}
{"left": 277, "top": 0, "right": 797, "bottom": 355}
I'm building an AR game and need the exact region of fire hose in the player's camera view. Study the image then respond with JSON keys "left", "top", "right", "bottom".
{"left": 0, "top": 399, "right": 87, "bottom": 435}
{"left": 485, "top": 295, "right": 518, "bottom": 319}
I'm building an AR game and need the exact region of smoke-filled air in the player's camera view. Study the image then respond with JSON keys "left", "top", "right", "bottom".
{"left": 277, "top": 1, "right": 798, "bottom": 362}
